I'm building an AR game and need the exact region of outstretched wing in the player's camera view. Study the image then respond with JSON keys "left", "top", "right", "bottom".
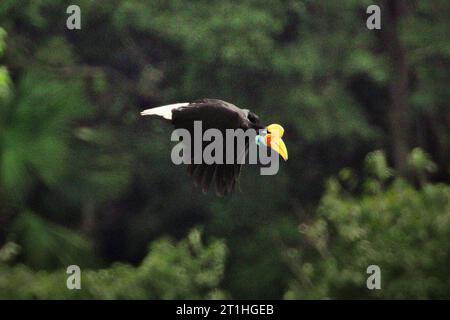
{"left": 171, "top": 99, "right": 251, "bottom": 196}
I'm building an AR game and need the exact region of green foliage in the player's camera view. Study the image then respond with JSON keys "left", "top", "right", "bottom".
{"left": 0, "top": 229, "right": 227, "bottom": 299}
{"left": 8, "top": 211, "right": 98, "bottom": 269}
{"left": 408, "top": 148, "right": 438, "bottom": 186}
{"left": 285, "top": 151, "right": 450, "bottom": 299}
{"left": 0, "top": 35, "right": 92, "bottom": 201}
{"left": 0, "top": 28, "right": 10, "bottom": 102}
{"left": 0, "top": 0, "right": 449, "bottom": 299}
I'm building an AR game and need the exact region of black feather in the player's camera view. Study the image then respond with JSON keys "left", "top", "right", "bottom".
{"left": 168, "top": 99, "right": 262, "bottom": 195}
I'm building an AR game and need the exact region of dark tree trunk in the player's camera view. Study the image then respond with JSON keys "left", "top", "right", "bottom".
{"left": 383, "top": 0, "right": 411, "bottom": 174}
{"left": 81, "top": 199, "right": 95, "bottom": 236}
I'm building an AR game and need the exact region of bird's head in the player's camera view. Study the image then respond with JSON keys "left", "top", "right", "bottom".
{"left": 255, "top": 124, "right": 288, "bottom": 161}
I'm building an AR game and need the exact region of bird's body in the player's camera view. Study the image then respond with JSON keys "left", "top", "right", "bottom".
{"left": 142, "top": 98, "right": 262, "bottom": 130}
{"left": 141, "top": 99, "right": 287, "bottom": 196}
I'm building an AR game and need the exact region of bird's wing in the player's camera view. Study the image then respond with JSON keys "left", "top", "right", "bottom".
{"left": 171, "top": 100, "right": 250, "bottom": 196}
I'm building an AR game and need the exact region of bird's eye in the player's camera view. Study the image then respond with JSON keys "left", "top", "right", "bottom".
{"left": 247, "top": 112, "right": 260, "bottom": 124}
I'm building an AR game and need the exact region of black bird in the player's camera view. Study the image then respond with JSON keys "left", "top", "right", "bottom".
{"left": 141, "top": 98, "right": 287, "bottom": 196}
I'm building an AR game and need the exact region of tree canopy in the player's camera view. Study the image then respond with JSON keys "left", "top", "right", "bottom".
{"left": 0, "top": 0, "right": 449, "bottom": 299}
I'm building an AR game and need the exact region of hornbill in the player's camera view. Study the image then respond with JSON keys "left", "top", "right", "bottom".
{"left": 141, "top": 98, "right": 287, "bottom": 196}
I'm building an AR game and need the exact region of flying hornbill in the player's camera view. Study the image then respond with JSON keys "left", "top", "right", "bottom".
{"left": 141, "top": 98, "right": 287, "bottom": 196}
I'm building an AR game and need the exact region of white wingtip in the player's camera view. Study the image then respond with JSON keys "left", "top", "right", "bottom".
{"left": 140, "top": 102, "right": 189, "bottom": 120}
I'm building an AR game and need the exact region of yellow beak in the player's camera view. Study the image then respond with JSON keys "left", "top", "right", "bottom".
{"left": 265, "top": 124, "right": 288, "bottom": 161}
{"left": 266, "top": 124, "right": 284, "bottom": 137}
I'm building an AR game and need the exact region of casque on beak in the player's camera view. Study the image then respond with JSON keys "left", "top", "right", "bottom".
{"left": 264, "top": 124, "right": 288, "bottom": 161}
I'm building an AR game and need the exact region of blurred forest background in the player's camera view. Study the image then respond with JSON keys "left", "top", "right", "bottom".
{"left": 0, "top": 0, "right": 449, "bottom": 299}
